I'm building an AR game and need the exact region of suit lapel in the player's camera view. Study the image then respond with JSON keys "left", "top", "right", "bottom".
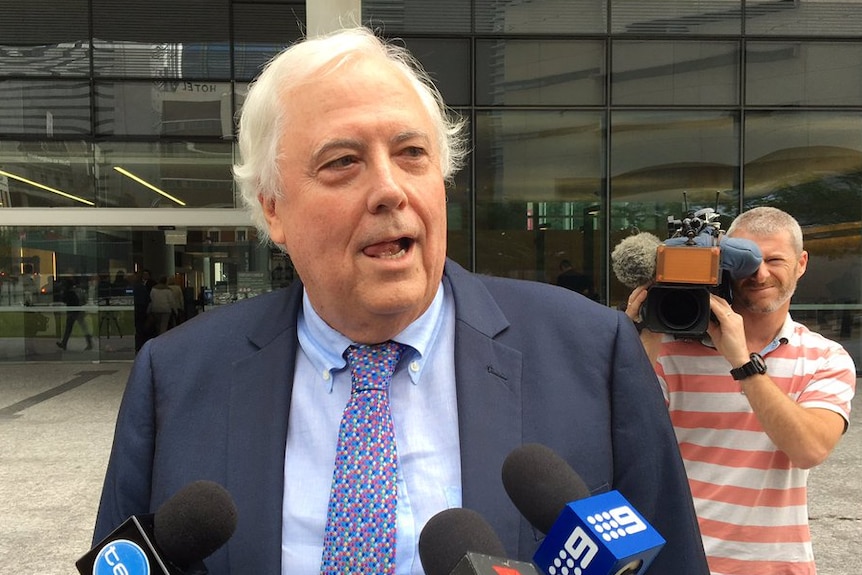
{"left": 446, "top": 263, "right": 526, "bottom": 555}
{"left": 226, "top": 283, "right": 302, "bottom": 574}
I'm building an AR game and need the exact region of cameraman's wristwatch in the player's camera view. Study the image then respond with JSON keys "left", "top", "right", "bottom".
{"left": 730, "top": 352, "right": 767, "bottom": 380}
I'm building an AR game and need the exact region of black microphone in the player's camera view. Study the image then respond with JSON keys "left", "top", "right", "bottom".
{"left": 76, "top": 480, "right": 238, "bottom": 575}
{"left": 419, "top": 507, "right": 540, "bottom": 575}
{"left": 503, "top": 444, "right": 665, "bottom": 575}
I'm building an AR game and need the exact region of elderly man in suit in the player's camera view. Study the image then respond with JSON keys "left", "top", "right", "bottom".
{"left": 92, "top": 27, "right": 708, "bottom": 575}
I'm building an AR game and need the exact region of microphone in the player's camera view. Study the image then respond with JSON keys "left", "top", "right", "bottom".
{"left": 419, "top": 507, "right": 541, "bottom": 575}
{"left": 610, "top": 233, "right": 662, "bottom": 289}
{"left": 76, "top": 480, "right": 238, "bottom": 575}
{"left": 502, "top": 444, "right": 665, "bottom": 575}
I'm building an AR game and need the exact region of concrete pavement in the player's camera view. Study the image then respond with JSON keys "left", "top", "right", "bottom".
{"left": 1, "top": 362, "right": 859, "bottom": 574}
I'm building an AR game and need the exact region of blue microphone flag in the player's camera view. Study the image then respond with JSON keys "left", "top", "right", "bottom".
{"left": 532, "top": 491, "right": 665, "bottom": 575}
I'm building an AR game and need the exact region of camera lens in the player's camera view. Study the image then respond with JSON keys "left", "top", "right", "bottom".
{"left": 644, "top": 285, "right": 711, "bottom": 336}
{"left": 656, "top": 289, "right": 703, "bottom": 331}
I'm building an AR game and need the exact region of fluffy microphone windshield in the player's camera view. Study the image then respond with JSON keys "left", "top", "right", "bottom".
{"left": 502, "top": 443, "right": 591, "bottom": 535}
{"left": 153, "top": 480, "right": 238, "bottom": 569}
{"left": 611, "top": 232, "right": 662, "bottom": 289}
{"left": 419, "top": 507, "right": 508, "bottom": 575}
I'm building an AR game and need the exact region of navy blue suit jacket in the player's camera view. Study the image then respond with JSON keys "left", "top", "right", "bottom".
{"left": 93, "top": 260, "right": 708, "bottom": 574}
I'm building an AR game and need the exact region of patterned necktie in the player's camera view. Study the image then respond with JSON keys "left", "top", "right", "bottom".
{"left": 320, "top": 341, "right": 405, "bottom": 575}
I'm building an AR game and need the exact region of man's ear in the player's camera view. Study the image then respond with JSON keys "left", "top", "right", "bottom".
{"left": 797, "top": 249, "right": 809, "bottom": 279}
{"left": 259, "top": 193, "right": 286, "bottom": 245}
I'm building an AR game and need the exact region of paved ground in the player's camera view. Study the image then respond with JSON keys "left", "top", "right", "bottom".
{"left": 1, "top": 362, "right": 859, "bottom": 574}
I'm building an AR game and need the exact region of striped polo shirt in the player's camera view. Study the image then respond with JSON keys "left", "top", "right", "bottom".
{"left": 655, "top": 315, "right": 856, "bottom": 575}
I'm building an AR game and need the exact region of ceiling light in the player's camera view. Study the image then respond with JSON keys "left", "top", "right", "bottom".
{"left": 0, "top": 168, "right": 95, "bottom": 206}
{"left": 114, "top": 166, "right": 187, "bottom": 206}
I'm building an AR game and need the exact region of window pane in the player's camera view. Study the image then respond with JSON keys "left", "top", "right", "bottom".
{"left": 746, "top": 0, "right": 862, "bottom": 36}
{"left": 0, "top": 141, "right": 95, "bottom": 207}
{"left": 475, "top": 110, "right": 604, "bottom": 297}
{"left": 92, "top": 0, "right": 230, "bottom": 79}
{"left": 364, "top": 0, "right": 471, "bottom": 34}
{"left": 475, "top": 0, "right": 606, "bottom": 34}
{"left": 609, "top": 111, "right": 739, "bottom": 304}
{"left": 0, "top": 43, "right": 90, "bottom": 78}
{"left": 612, "top": 41, "right": 738, "bottom": 106}
{"left": 403, "top": 38, "right": 471, "bottom": 107}
{"left": 234, "top": 3, "right": 305, "bottom": 81}
{"left": 746, "top": 42, "right": 862, "bottom": 106}
{"left": 0, "top": 224, "right": 270, "bottom": 362}
{"left": 0, "top": 0, "right": 89, "bottom": 46}
{"left": 0, "top": 80, "right": 91, "bottom": 137}
{"left": 446, "top": 161, "right": 473, "bottom": 271}
{"left": 477, "top": 40, "right": 605, "bottom": 106}
{"left": 744, "top": 112, "right": 862, "bottom": 228}
{"left": 96, "top": 81, "right": 232, "bottom": 137}
{"left": 611, "top": 0, "right": 741, "bottom": 34}
{"left": 95, "top": 142, "right": 234, "bottom": 208}
{"left": 744, "top": 111, "right": 862, "bottom": 366}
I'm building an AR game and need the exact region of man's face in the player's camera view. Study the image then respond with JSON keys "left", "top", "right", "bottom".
{"left": 260, "top": 56, "right": 448, "bottom": 343}
{"left": 730, "top": 229, "right": 808, "bottom": 314}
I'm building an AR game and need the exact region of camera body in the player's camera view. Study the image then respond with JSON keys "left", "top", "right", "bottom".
{"left": 642, "top": 208, "right": 729, "bottom": 338}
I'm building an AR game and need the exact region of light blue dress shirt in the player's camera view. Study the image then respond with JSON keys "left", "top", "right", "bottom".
{"left": 281, "top": 283, "right": 461, "bottom": 574}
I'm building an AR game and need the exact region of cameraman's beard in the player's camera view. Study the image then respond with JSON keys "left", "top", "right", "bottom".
{"left": 734, "top": 276, "right": 797, "bottom": 314}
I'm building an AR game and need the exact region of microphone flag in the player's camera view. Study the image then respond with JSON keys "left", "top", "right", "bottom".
{"left": 450, "top": 552, "right": 541, "bottom": 575}
{"left": 77, "top": 514, "right": 175, "bottom": 575}
{"left": 532, "top": 491, "right": 664, "bottom": 575}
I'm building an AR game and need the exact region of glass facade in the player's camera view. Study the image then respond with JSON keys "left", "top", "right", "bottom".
{"left": 1, "top": 0, "right": 860, "bottom": 371}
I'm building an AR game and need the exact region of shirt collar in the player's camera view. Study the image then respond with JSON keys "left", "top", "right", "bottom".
{"left": 699, "top": 312, "right": 793, "bottom": 355}
{"left": 297, "top": 283, "right": 447, "bottom": 389}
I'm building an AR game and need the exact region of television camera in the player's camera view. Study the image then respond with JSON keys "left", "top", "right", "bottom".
{"left": 641, "top": 206, "right": 762, "bottom": 338}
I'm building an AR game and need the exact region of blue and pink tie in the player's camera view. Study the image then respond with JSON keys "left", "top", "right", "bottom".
{"left": 320, "top": 341, "right": 405, "bottom": 575}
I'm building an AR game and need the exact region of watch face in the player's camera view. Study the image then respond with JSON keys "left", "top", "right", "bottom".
{"left": 751, "top": 353, "right": 767, "bottom": 373}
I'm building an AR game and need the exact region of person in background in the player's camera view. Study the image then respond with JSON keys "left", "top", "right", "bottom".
{"left": 55, "top": 274, "right": 93, "bottom": 351}
{"left": 148, "top": 276, "right": 177, "bottom": 336}
{"left": 111, "top": 270, "right": 128, "bottom": 297}
{"left": 624, "top": 206, "right": 856, "bottom": 575}
{"left": 128, "top": 272, "right": 151, "bottom": 352}
{"left": 166, "top": 276, "right": 185, "bottom": 327}
{"left": 92, "top": 27, "right": 709, "bottom": 575}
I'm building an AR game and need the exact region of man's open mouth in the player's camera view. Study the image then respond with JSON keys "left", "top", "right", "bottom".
{"left": 363, "top": 237, "right": 413, "bottom": 259}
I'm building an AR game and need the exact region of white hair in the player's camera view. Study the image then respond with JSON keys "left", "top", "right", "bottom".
{"left": 233, "top": 27, "right": 468, "bottom": 244}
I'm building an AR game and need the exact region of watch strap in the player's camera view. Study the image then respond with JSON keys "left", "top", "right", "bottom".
{"left": 730, "top": 352, "right": 767, "bottom": 380}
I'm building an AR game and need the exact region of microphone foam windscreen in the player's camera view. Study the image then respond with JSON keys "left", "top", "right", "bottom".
{"left": 153, "top": 480, "right": 238, "bottom": 568}
{"left": 611, "top": 233, "right": 662, "bottom": 288}
{"left": 502, "top": 443, "right": 591, "bottom": 535}
{"left": 419, "top": 507, "right": 507, "bottom": 575}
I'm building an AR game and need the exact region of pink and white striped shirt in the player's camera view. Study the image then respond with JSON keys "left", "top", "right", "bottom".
{"left": 655, "top": 315, "right": 856, "bottom": 575}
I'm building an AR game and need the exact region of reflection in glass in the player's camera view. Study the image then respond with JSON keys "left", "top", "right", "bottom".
{"left": 609, "top": 110, "right": 739, "bottom": 304}
{"left": 95, "top": 81, "right": 233, "bottom": 137}
{"left": 95, "top": 142, "right": 234, "bottom": 208}
{"left": 475, "top": 0, "right": 606, "bottom": 34}
{"left": 744, "top": 111, "right": 862, "bottom": 365}
{"left": 476, "top": 39, "right": 605, "bottom": 106}
{"left": 0, "top": 80, "right": 91, "bottom": 137}
{"left": 0, "top": 141, "right": 95, "bottom": 207}
{"left": 475, "top": 110, "right": 604, "bottom": 295}
{"left": 612, "top": 40, "right": 738, "bottom": 105}
{"left": 746, "top": 42, "right": 862, "bottom": 106}
{"left": 611, "top": 0, "right": 741, "bottom": 35}
{"left": 364, "top": 0, "right": 471, "bottom": 34}
{"left": 0, "top": 42, "right": 90, "bottom": 77}
{"left": 0, "top": 225, "right": 274, "bottom": 362}
{"left": 403, "top": 38, "right": 471, "bottom": 107}
{"left": 746, "top": 0, "right": 862, "bottom": 36}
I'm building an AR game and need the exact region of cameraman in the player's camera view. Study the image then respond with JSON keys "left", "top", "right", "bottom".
{"left": 624, "top": 206, "right": 856, "bottom": 575}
